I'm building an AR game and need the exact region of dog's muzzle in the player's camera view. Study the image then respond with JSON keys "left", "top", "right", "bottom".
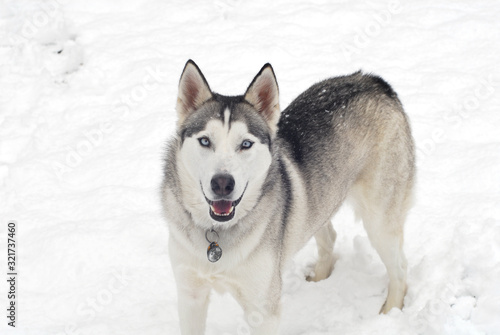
{"left": 202, "top": 182, "right": 247, "bottom": 222}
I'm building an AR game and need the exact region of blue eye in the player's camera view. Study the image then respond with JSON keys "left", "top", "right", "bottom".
{"left": 241, "top": 140, "right": 253, "bottom": 149}
{"left": 199, "top": 137, "right": 210, "bottom": 147}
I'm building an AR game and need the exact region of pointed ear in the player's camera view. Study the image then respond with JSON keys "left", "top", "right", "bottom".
{"left": 244, "top": 64, "right": 280, "bottom": 134}
{"left": 176, "top": 60, "right": 213, "bottom": 125}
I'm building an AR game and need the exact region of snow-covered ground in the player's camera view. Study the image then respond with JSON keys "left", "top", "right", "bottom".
{"left": 1, "top": 0, "right": 499, "bottom": 334}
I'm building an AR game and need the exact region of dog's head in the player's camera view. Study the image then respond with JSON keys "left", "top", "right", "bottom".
{"left": 174, "top": 60, "right": 280, "bottom": 228}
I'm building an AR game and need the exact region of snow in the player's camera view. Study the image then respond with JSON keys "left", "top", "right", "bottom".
{"left": 1, "top": 0, "right": 499, "bottom": 334}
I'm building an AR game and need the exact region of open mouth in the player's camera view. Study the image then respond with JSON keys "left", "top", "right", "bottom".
{"left": 203, "top": 183, "right": 247, "bottom": 222}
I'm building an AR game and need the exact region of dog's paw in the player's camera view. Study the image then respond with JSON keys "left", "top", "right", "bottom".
{"left": 305, "top": 264, "right": 333, "bottom": 282}
{"left": 305, "top": 272, "right": 316, "bottom": 282}
{"left": 379, "top": 298, "right": 404, "bottom": 314}
{"left": 306, "top": 273, "right": 322, "bottom": 282}
{"left": 379, "top": 301, "right": 388, "bottom": 314}
{"left": 306, "top": 255, "right": 336, "bottom": 282}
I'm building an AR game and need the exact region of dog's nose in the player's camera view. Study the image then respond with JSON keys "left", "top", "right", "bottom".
{"left": 211, "top": 174, "right": 235, "bottom": 197}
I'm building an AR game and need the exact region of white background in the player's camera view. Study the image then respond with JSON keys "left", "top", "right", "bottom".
{"left": 0, "top": 0, "right": 499, "bottom": 334}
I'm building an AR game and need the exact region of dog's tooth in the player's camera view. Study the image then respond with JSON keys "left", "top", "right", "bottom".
{"left": 210, "top": 204, "right": 235, "bottom": 216}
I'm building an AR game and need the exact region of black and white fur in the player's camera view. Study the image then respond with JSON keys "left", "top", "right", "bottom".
{"left": 162, "top": 60, "right": 415, "bottom": 334}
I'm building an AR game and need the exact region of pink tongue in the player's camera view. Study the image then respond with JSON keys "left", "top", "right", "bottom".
{"left": 212, "top": 200, "right": 232, "bottom": 214}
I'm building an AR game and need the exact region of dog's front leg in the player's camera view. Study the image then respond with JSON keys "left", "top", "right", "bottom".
{"left": 170, "top": 241, "right": 210, "bottom": 334}
{"left": 232, "top": 257, "right": 282, "bottom": 334}
{"left": 175, "top": 272, "right": 211, "bottom": 335}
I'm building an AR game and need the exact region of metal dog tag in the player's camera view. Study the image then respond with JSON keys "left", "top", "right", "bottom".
{"left": 207, "top": 242, "right": 222, "bottom": 262}
{"left": 206, "top": 228, "right": 222, "bottom": 262}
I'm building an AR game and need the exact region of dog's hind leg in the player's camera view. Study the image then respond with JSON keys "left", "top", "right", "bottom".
{"left": 307, "top": 222, "right": 337, "bottom": 282}
{"left": 351, "top": 173, "right": 412, "bottom": 313}
{"left": 350, "top": 107, "right": 415, "bottom": 313}
{"left": 364, "top": 217, "right": 408, "bottom": 314}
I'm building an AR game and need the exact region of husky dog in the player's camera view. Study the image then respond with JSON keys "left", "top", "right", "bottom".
{"left": 162, "top": 60, "right": 415, "bottom": 334}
